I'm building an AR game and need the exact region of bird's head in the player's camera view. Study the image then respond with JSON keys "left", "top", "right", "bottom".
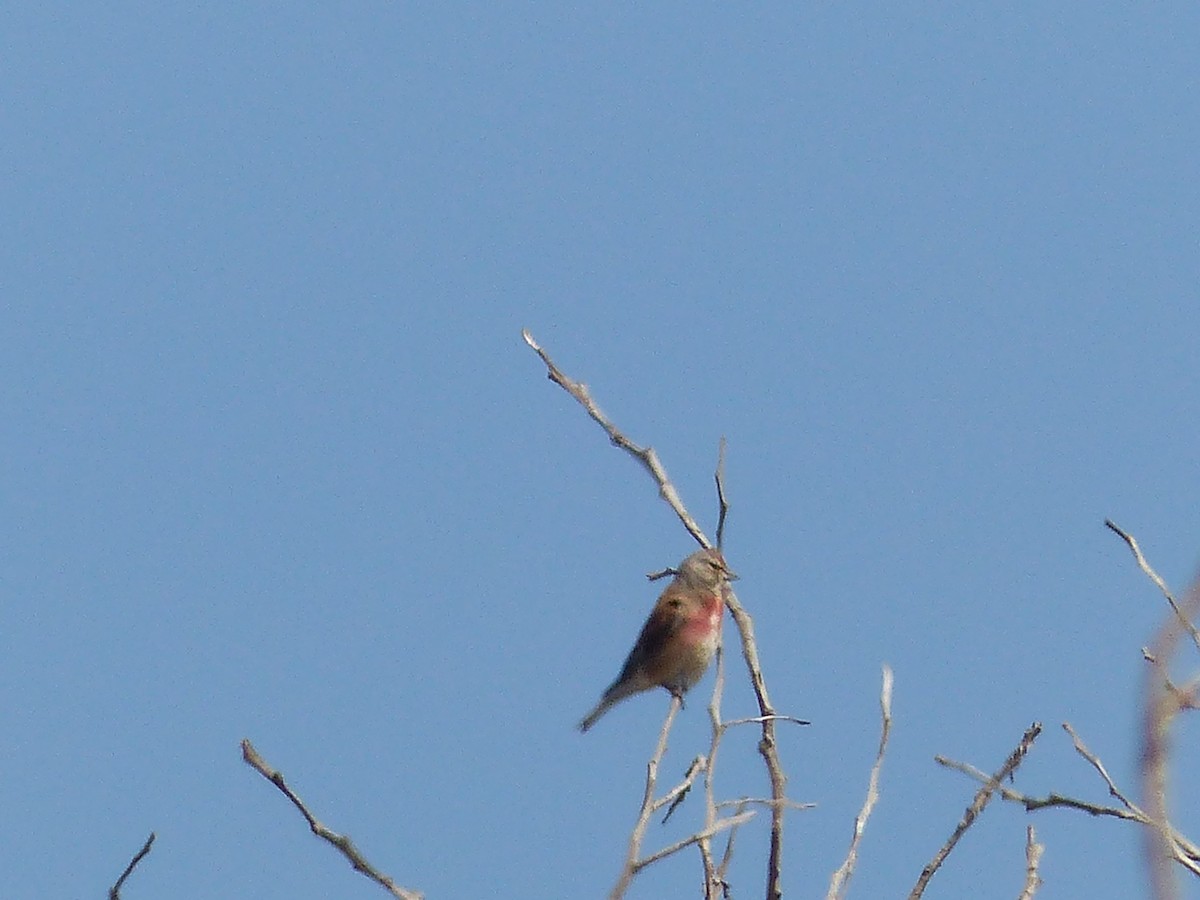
{"left": 677, "top": 548, "right": 738, "bottom": 591}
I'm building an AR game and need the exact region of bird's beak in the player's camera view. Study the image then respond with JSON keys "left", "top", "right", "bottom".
{"left": 724, "top": 567, "right": 739, "bottom": 581}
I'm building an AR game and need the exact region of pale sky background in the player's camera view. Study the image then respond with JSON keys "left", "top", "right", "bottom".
{"left": 3, "top": 5, "right": 1200, "bottom": 899}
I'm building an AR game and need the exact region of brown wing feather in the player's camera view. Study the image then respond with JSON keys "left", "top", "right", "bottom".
{"left": 607, "top": 589, "right": 685, "bottom": 693}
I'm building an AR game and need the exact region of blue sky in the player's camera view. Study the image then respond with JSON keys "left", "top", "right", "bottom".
{"left": 3, "top": 4, "right": 1199, "bottom": 898}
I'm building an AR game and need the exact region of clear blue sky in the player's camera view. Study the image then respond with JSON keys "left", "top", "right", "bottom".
{"left": 3, "top": 5, "right": 1198, "bottom": 898}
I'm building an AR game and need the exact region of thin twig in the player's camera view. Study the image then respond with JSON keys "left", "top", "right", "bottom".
{"left": 1062, "top": 722, "right": 1140, "bottom": 814}
{"left": 725, "top": 595, "right": 788, "bottom": 900}
{"left": 938, "top": 725, "right": 1200, "bottom": 874}
{"left": 522, "top": 329, "right": 708, "bottom": 547}
{"left": 1018, "top": 826, "right": 1044, "bottom": 900}
{"left": 704, "top": 644, "right": 763, "bottom": 899}
{"left": 936, "top": 755, "right": 1140, "bottom": 821}
{"left": 634, "top": 811, "right": 757, "bottom": 872}
{"left": 240, "top": 739, "right": 422, "bottom": 900}
{"left": 1107, "top": 521, "right": 1200, "bottom": 896}
{"left": 524, "top": 329, "right": 795, "bottom": 899}
{"left": 699, "top": 643, "right": 727, "bottom": 898}
{"left": 611, "top": 697, "right": 682, "bottom": 900}
{"left": 722, "top": 714, "right": 811, "bottom": 728}
{"left": 716, "top": 797, "right": 815, "bottom": 812}
{"left": 1105, "top": 519, "right": 1200, "bottom": 654}
{"left": 717, "top": 799, "right": 750, "bottom": 893}
{"left": 1144, "top": 579, "right": 1200, "bottom": 887}
{"left": 109, "top": 832, "right": 155, "bottom": 900}
{"left": 827, "top": 665, "right": 894, "bottom": 900}
{"left": 715, "top": 436, "right": 730, "bottom": 550}
{"left": 910, "top": 723, "right": 1042, "bottom": 900}
{"left": 661, "top": 756, "right": 706, "bottom": 825}
{"left": 1111, "top": 520, "right": 1200, "bottom": 900}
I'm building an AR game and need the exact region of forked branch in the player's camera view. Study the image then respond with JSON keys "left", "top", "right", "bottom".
{"left": 1105, "top": 521, "right": 1200, "bottom": 899}
{"left": 524, "top": 329, "right": 797, "bottom": 899}
{"left": 910, "top": 723, "right": 1042, "bottom": 899}
{"left": 929, "top": 517, "right": 1200, "bottom": 894}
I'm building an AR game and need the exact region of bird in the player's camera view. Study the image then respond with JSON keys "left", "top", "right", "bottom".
{"left": 578, "top": 547, "right": 737, "bottom": 732}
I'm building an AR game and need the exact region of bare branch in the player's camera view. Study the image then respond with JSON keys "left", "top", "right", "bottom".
{"left": 715, "top": 436, "right": 730, "bottom": 550}
{"left": 109, "top": 832, "right": 155, "bottom": 900}
{"left": 661, "top": 757, "right": 705, "bottom": 825}
{"left": 716, "top": 797, "right": 815, "bottom": 812}
{"left": 1135, "top": 567, "right": 1200, "bottom": 896}
{"left": 910, "top": 723, "right": 1042, "bottom": 900}
{"left": 724, "top": 595, "right": 789, "bottom": 900}
{"left": 722, "top": 714, "right": 811, "bottom": 728}
{"left": 611, "top": 697, "right": 683, "bottom": 900}
{"left": 634, "top": 811, "right": 757, "bottom": 872}
{"left": 240, "top": 739, "right": 422, "bottom": 900}
{"left": 1062, "top": 722, "right": 1140, "bottom": 814}
{"left": 699, "top": 642, "right": 727, "bottom": 898}
{"left": 827, "top": 665, "right": 894, "bottom": 900}
{"left": 522, "top": 329, "right": 708, "bottom": 547}
{"left": 717, "top": 799, "right": 750, "bottom": 895}
{"left": 936, "top": 754, "right": 1140, "bottom": 821}
{"left": 938, "top": 724, "right": 1200, "bottom": 877}
{"left": 605, "top": 695, "right": 756, "bottom": 899}
{"left": 1106, "top": 521, "right": 1200, "bottom": 896}
{"left": 1105, "top": 519, "right": 1200, "bottom": 654}
{"left": 1017, "top": 826, "right": 1044, "bottom": 900}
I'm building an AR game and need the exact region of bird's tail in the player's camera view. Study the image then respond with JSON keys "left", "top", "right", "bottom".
{"left": 577, "top": 698, "right": 614, "bottom": 733}
{"left": 577, "top": 679, "right": 643, "bottom": 732}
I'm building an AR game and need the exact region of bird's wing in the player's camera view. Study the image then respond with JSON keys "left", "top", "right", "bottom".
{"left": 612, "top": 588, "right": 686, "bottom": 684}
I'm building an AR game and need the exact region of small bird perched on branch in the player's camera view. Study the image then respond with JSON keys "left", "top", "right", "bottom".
{"left": 578, "top": 548, "right": 737, "bottom": 732}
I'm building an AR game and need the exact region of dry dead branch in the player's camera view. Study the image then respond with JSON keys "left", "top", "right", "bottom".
{"left": 109, "top": 832, "right": 155, "bottom": 900}
{"left": 910, "top": 723, "right": 1042, "bottom": 899}
{"left": 827, "top": 665, "right": 894, "bottom": 900}
{"left": 929, "top": 518, "right": 1200, "bottom": 896}
{"left": 523, "top": 329, "right": 802, "bottom": 899}
{"left": 1018, "top": 825, "right": 1044, "bottom": 900}
{"left": 1105, "top": 521, "right": 1200, "bottom": 900}
{"left": 240, "top": 739, "right": 422, "bottom": 900}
